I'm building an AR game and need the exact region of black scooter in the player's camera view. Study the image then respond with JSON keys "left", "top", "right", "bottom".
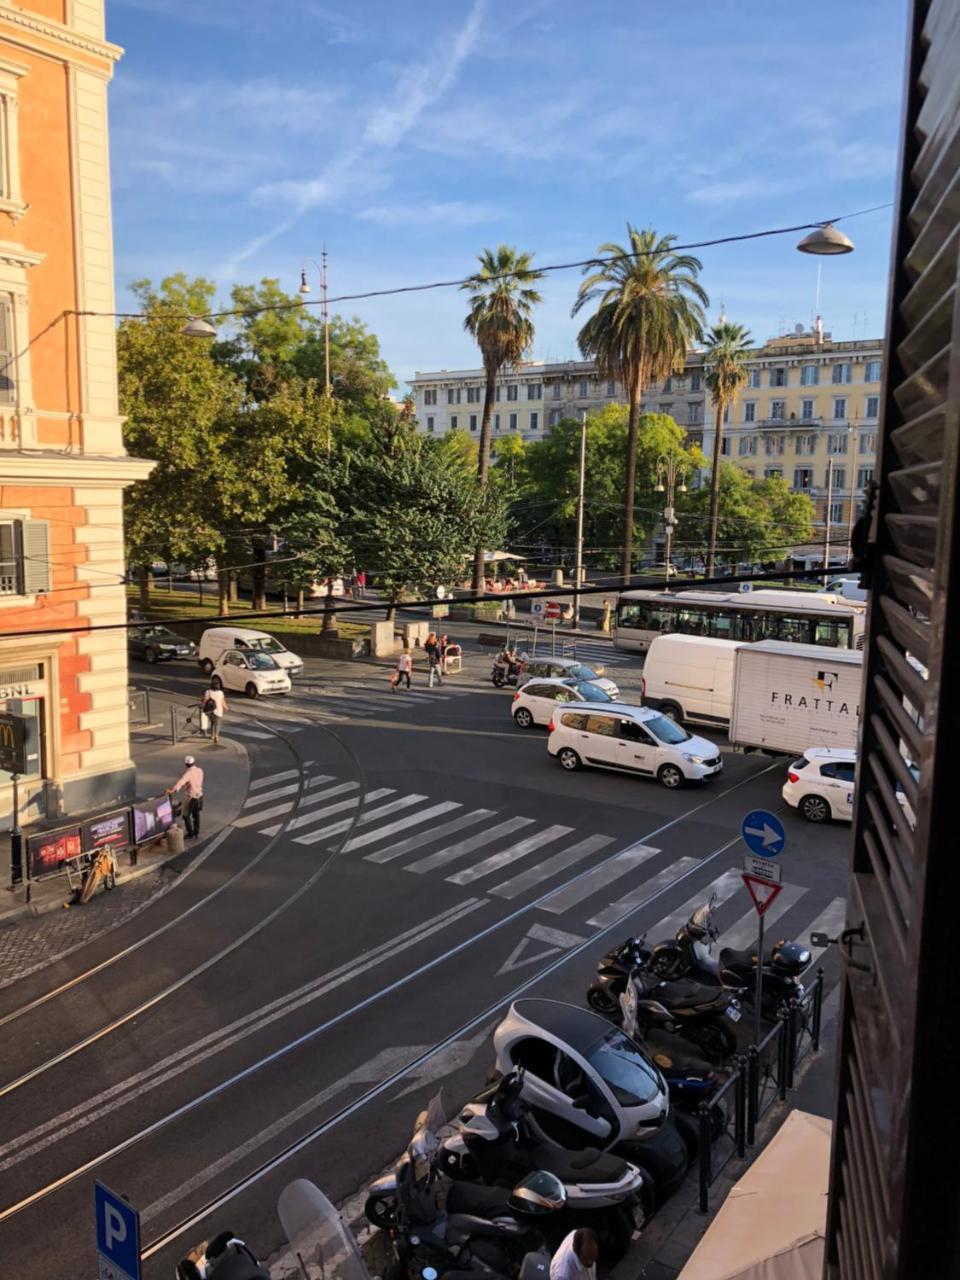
{"left": 492, "top": 651, "right": 525, "bottom": 688}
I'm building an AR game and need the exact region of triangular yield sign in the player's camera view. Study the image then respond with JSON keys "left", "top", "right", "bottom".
{"left": 742, "top": 873, "right": 783, "bottom": 917}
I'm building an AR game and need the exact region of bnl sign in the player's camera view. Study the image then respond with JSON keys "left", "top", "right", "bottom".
{"left": 95, "top": 1182, "right": 141, "bottom": 1280}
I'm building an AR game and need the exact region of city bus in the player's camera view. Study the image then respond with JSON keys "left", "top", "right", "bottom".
{"left": 614, "top": 589, "right": 865, "bottom": 654}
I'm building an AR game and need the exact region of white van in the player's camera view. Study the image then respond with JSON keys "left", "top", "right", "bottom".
{"left": 640, "top": 634, "right": 743, "bottom": 728}
{"left": 548, "top": 702, "right": 722, "bottom": 788}
{"left": 198, "top": 627, "right": 303, "bottom": 678}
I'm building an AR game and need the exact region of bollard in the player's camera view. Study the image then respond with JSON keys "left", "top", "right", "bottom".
{"left": 786, "top": 999, "right": 800, "bottom": 1089}
{"left": 746, "top": 1044, "right": 759, "bottom": 1146}
{"left": 777, "top": 1010, "right": 790, "bottom": 1101}
{"left": 698, "top": 1101, "right": 712, "bottom": 1213}
{"left": 166, "top": 824, "right": 185, "bottom": 855}
{"left": 734, "top": 1056, "right": 747, "bottom": 1158}
{"left": 812, "top": 967, "right": 825, "bottom": 1051}
{"left": 170, "top": 705, "right": 178, "bottom": 744}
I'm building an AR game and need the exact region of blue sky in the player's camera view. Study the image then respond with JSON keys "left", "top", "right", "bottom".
{"left": 107, "top": 0, "right": 907, "bottom": 387}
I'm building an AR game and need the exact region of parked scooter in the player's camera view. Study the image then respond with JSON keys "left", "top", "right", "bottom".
{"left": 645, "top": 899, "right": 810, "bottom": 1015}
{"left": 492, "top": 650, "right": 526, "bottom": 688}
{"left": 175, "top": 1232, "right": 269, "bottom": 1279}
{"left": 437, "top": 1070, "right": 651, "bottom": 1260}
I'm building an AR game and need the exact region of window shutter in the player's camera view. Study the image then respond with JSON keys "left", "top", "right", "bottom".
{"left": 21, "top": 520, "right": 51, "bottom": 594}
{"left": 0, "top": 296, "right": 14, "bottom": 405}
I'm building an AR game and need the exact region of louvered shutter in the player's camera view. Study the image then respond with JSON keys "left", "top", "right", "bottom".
{"left": 21, "top": 519, "right": 50, "bottom": 594}
{"left": 0, "top": 296, "right": 14, "bottom": 406}
{"left": 824, "top": 1, "right": 960, "bottom": 1276}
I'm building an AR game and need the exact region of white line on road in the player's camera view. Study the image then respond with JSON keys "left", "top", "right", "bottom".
{"left": 648, "top": 866, "right": 745, "bottom": 939}
{"left": 294, "top": 792, "right": 424, "bottom": 846}
{"left": 364, "top": 809, "right": 495, "bottom": 865}
{"left": 406, "top": 816, "right": 535, "bottom": 874}
{"left": 341, "top": 802, "right": 462, "bottom": 853}
{"left": 447, "top": 824, "right": 574, "bottom": 886}
{"left": 248, "top": 769, "right": 299, "bottom": 792}
{"left": 539, "top": 841, "right": 662, "bottom": 916}
{"left": 489, "top": 834, "right": 616, "bottom": 900}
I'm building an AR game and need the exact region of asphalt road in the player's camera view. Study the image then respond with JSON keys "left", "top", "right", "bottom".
{"left": 0, "top": 635, "right": 849, "bottom": 1279}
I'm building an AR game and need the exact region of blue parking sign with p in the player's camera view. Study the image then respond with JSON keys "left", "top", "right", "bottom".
{"left": 95, "top": 1182, "right": 141, "bottom": 1280}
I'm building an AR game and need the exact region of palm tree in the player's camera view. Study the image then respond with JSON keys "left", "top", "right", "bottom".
{"left": 573, "top": 227, "right": 708, "bottom": 584}
{"left": 462, "top": 245, "right": 543, "bottom": 594}
{"left": 702, "top": 321, "right": 753, "bottom": 578}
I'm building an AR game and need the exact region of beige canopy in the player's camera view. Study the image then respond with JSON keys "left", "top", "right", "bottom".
{"left": 678, "top": 1110, "right": 832, "bottom": 1280}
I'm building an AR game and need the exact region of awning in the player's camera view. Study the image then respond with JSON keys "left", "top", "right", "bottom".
{"left": 677, "top": 1110, "right": 832, "bottom": 1280}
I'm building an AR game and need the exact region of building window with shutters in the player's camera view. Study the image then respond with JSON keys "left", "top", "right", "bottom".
{"left": 529, "top": 411, "right": 538, "bottom": 430}
{"left": 801, "top": 399, "right": 815, "bottom": 421}
{"left": 527, "top": 383, "right": 541, "bottom": 400}
{"left": 425, "top": 416, "right": 434, "bottom": 432}
{"left": 494, "top": 413, "right": 500, "bottom": 431}
{"left": 828, "top": 501, "right": 844, "bottom": 524}
{"left": 793, "top": 467, "right": 813, "bottom": 490}
{"left": 423, "top": 388, "right": 437, "bottom": 406}
{"left": 770, "top": 367, "right": 787, "bottom": 387}
{"left": 548, "top": 408, "right": 561, "bottom": 426}
{"left": 577, "top": 378, "right": 589, "bottom": 397}
{"left": 864, "top": 359, "right": 881, "bottom": 381}
{"left": 0, "top": 518, "right": 51, "bottom": 597}
{"left": 743, "top": 401, "right": 756, "bottom": 422}
{"left": 857, "top": 466, "right": 874, "bottom": 489}
{"left": 859, "top": 430, "right": 876, "bottom": 453}
{"left": 552, "top": 382, "right": 562, "bottom": 399}
{"left": 749, "top": 369, "right": 761, "bottom": 388}
{"left": 0, "top": 62, "right": 27, "bottom": 223}
{"left": 508, "top": 412, "right": 518, "bottom": 430}
{"left": 866, "top": 395, "right": 880, "bottom": 418}
{"left": 827, "top": 432, "right": 849, "bottom": 453}
{"left": 689, "top": 371, "right": 701, "bottom": 392}
{"left": 831, "top": 466, "right": 846, "bottom": 490}
{"left": 765, "top": 434, "right": 785, "bottom": 456}
{"left": 832, "top": 397, "right": 847, "bottom": 420}
{"left": 0, "top": 294, "right": 15, "bottom": 407}
{"left": 800, "top": 364, "right": 819, "bottom": 386}
{"left": 831, "top": 362, "right": 852, "bottom": 383}
{"left": 506, "top": 384, "right": 518, "bottom": 402}
{"left": 469, "top": 414, "right": 478, "bottom": 432}
{"left": 770, "top": 399, "right": 786, "bottom": 420}
{"left": 449, "top": 415, "right": 457, "bottom": 430}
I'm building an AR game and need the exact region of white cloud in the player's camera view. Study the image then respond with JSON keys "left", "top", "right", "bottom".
{"left": 358, "top": 201, "right": 504, "bottom": 228}
{"left": 688, "top": 177, "right": 788, "bottom": 206}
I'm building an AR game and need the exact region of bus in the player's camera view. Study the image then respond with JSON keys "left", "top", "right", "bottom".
{"left": 614, "top": 589, "right": 865, "bottom": 653}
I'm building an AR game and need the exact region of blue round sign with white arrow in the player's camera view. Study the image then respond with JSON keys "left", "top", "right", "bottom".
{"left": 741, "top": 809, "right": 786, "bottom": 858}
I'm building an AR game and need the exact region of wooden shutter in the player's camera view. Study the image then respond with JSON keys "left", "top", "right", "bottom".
{"left": 0, "top": 295, "right": 13, "bottom": 406}
{"left": 824, "top": 1, "right": 960, "bottom": 1276}
{"left": 21, "top": 519, "right": 51, "bottom": 595}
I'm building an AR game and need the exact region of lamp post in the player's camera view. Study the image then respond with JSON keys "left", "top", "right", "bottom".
{"left": 572, "top": 409, "right": 587, "bottom": 629}
{"left": 846, "top": 418, "right": 859, "bottom": 564}
{"left": 655, "top": 453, "right": 688, "bottom": 583}
{"left": 823, "top": 455, "right": 834, "bottom": 585}
{"left": 299, "top": 251, "right": 332, "bottom": 398}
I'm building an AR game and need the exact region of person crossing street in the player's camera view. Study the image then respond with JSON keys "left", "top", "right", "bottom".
{"left": 168, "top": 755, "right": 204, "bottom": 840}
{"left": 424, "top": 632, "right": 443, "bottom": 688}
{"left": 202, "top": 682, "right": 228, "bottom": 744}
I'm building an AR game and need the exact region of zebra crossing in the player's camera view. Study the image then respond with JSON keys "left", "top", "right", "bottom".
{"left": 236, "top": 768, "right": 846, "bottom": 979}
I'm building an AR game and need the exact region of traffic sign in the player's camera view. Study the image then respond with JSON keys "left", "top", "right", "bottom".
{"left": 544, "top": 602, "right": 562, "bottom": 620}
{"left": 741, "top": 809, "right": 786, "bottom": 858}
{"left": 742, "top": 873, "right": 784, "bottom": 916}
{"left": 95, "top": 1182, "right": 140, "bottom": 1280}
{"left": 743, "top": 853, "right": 782, "bottom": 884}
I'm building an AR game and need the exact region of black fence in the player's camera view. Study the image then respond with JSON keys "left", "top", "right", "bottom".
{"left": 698, "top": 969, "right": 825, "bottom": 1213}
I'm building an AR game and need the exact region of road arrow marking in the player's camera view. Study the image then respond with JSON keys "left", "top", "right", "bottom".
{"left": 496, "top": 924, "right": 585, "bottom": 976}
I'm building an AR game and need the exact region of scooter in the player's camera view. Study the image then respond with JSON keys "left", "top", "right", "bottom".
{"left": 492, "top": 650, "right": 526, "bottom": 688}
{"left": 437, "top": 1070, "right": 651, "bottom": 1260}
{"left": 645, "top": 898, "right": 810, "bottom": 1015}
{"left": 175, "top": 1232, "right": 269, "bottom": 1279}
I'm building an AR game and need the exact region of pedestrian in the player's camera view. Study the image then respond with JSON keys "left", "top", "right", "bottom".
{"left": 357, "top": 570, "right": 367, "bottom": 597}
{"left": 393, "top": 648, "right": 412, "bottom": 690}
{"left": 424, "top": 632, "right": 443, "bottom": 688}
{"left": 549, "top": 1229, "right": 598, "bottom": 1280}
{"left": 202, "top": 681, "right": 228, "bottom": 744}
{"left": 439, "top": 633, "right": 450, "bottom": 672}
{"left": 167, "top": 755, "right": 204, "bottom": 839}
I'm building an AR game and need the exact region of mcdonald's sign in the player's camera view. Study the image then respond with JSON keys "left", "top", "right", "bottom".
{"left": 0, "top": 712, "right": 26, "bottom": 775}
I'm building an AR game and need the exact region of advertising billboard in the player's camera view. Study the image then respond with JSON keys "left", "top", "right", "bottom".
{"left": 132, "top": 795, "right": 174, "bottom": 844}
{"left": 83, "top": 810, "right": 131, "bottom": 853}
{"left": 28, "top": 827, "right": 82, "bottom": 878}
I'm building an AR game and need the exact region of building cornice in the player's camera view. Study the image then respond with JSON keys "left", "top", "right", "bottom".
{"left": 0, "top": 238, "right": 43, "bottom": 270}
{"left": 0, "top": 3, "right": 122, "bottom": 69}
{"left": 0, "top": 450, "right": 154, "bottom": 485}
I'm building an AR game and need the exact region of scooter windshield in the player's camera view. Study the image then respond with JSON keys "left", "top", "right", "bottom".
{"left": 278, "top": 1179, "right": 370, "bottom": 1280}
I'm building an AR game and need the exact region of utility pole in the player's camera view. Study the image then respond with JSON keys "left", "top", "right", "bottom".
{"left": 572, "top": 409, "right": 587, "bottom": 629}
{"left": 846, "top": 420, "right": 858, "bottom": 564}
{"left": 321, "top": 246, "right": 331, "bottom": 399}
{"left": 656, "top": 452, "right": 688, "bottom": 584}
{"left": 823, "top": 454, "right": 834, "bottom": 586}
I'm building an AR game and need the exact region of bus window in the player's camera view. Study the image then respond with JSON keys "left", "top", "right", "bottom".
{"left": 815, "top": 618, "right": 851, "bottom": 649}
{"left": 708, "top": 610, "right": 734, "bottom": 638}
{"left": 618, "top": 603, "right": 643, "bottom": 628}
{"left": 780, "top": 615, "right": 814, "bottom": 643}
{"left": 677, "top": 607, "right": 708, "bottom": 636}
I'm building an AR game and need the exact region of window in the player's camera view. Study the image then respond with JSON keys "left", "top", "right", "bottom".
{"left": 770, "top": 367, "right": 787, "bottom": 387}
{"left": 720, "top": 437, "right": 731, "bottom": 455}
{"left": 496, "top": 385, "right": 503, "bottom": 401}
{"left": 744, "top": 401, "right": 756, "bottom": 422}
{"left": 552, "top": 382, "right": 562, "bottom": 399}
{"left": 831, "top": 467, "right": 846, "bottom": 490}
{"left": 559, "top": 711, "right": 589, "bottom": 731}
{"left": 469, "top": 414, "right": 478, "bottom": 432}
{"left": 0, "top": 297, "right": 13, "bottom": 405}
{"left": 423, "top": 388, "right": 437, "bottom": 406}
{"left": 865, "top": 359, "right": 881, "bottom": 382}
{"left": 660, "top": 403, "right": 673, "bottom": 417}
{"left": 447, "top": 388, "right": 460, "bottom": 404}
{"left": 663, "top": 377, "right": 673, "bottom": 393}
{"left": 821, "top": 761, "right": 856, "bottom": 783}
{"left": 688, "top": 403, "right": 701, "bottom": 424}
{"left": 508, "top": 412, "right": 518, "bottom": 430}
{"left": 548, "top": 408, "right": 561, "bottom": 426}
{"left": 749, "top": 369, "right": 761, "bottom": 388}
{"left": 584, "top": 714, "right": 618, "bottom": 736}
{"left": 796, "top": 433, "right": 816, "bottom": 455}
{"left": 577, "top": 378, "right": 589, "bottom": 397}
{"left": 765, "top": 435, "right": 785, "bottom": 456}
{"left": 833, "top": 398, "right": 847, "bottom": 420}
{"left": 770, "top": 400, "right": 786, "bottom": 420}
{"left": 723, "top": 405, "right": 729, "bottom": 423}
{"left": 801, "top": 399, "right": 815, "bottom": 421}
{"left": 793, "top": 467, "right": 813, "bottom": 490}
{"left": 529, "top": 411, "right": 539, "bottom": 430}
{"left": 832, "top": 363, "right": 852, "bottom": 384}
{"left": 606, "top": 381, "right": 616, "bottom": 396}
{"left": 866, "top": 396, "right": 880, "bottom": 419}
{"left": 765, "top": 467, "right": 783, "bottom": 479}
{"left": 689, "top": 372, "right": 701, "bottom": 392}
{"left": 0, "top": 63, "right": 26, "bottom": 220}
{"left": 449, "top": 415, "right": 457, "bottom": 429}
{"left": 507, "top": 384, "right": 518, "bottom": 402}
{"left": 857, "top": 466, "right": 875, "bottom": 488}
{"left": 827, "top": 432, "right": 849, "bottom": 454}
{"left": 688, "top": 433, "right": 703, "bottom": 449}
{"left": 467, "top": 386, "right": 480, "bottom": 404}
{"left": 859, "top": 431, "right": 876, "bottom": 453}
{"left": 426, "top": 415, "right": 435, "bottom": 432}
{"left": 800, "top": 364, "right": 819, "bottom": 386}
{"left": 829, "top": 501, "right": 844, "bottom": 524}
{"left": 494, "top": 413, "right": 500, "bottom": 431}
{"left": 738, "top": 434, "right": 757, "bottom": 456}
{"left": 527, "top": 382, "right": 541, "bottom": 400}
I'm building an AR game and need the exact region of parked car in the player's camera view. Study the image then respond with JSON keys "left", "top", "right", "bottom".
{"left": 548, "top": 703, "right": 722, "bottom": 788}
{"left": 210, "top": 649, "right": 292, "bottom": 698}
{"left": 198, "top": 627, "right": 303, "bottom": 678}
{"left": 511, "top": 677, "right": 616, "bottom": 728}
{"left": 128, "top": 625, "right": 196, "bottom": 664}
{"left": 519, "top": 657, "right": 619, "bottom": 698}
{"left": 782, "top": 748, "right": 856, "bottom": 823}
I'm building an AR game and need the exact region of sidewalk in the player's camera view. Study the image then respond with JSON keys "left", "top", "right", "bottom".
{"left": 0, "top": 694, "right": 249, "bottom": 982}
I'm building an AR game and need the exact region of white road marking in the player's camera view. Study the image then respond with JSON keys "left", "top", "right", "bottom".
{"left": 248, "top": 769, "right": 299, "bottom": 792}
{"left": 364, "top": 809, "right": 495, "bottom": 865}
{"left": 262, "top": 783, "right": 366, "bottom": 836}
{"left": 587, "top": 858, "right": 701, "bottom": 929}
{"left": 497, "top": 923, "right": 586, "bottom": 975}
{"left": 406, "top": 816, "right": 535, "bottom": 874}
{"left": 242, "top": 782, "right": 302, "bottom": 808}
{"left": 294, "top": 793, "right": 423, "bottom": 846}
{"left": 489, "top": 834, "right": 616, "bottom": 899}
{"left": 232, "top": 802, "right": 296, "bottom": 828}
{"left": 447, "top": 824, "right": 574, "bottom": 886}
{"left": 539, "top": 841, "right": 662, "bottom": 916}
{"left": 341, "top": 802, "right": 462, "bottom": 853}
{"left": 646, "top": 867, "right": 745, "bottom": 940}
{"left": 578, "top": 845, "right": 667, "bottom": 927}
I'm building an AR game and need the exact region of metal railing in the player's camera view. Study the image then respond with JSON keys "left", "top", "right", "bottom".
{"left": 169, "top": 702, "right": 208, "bottom": 744}
{"left": 127, "top": 688, "right": 151, "bottom": 725}
{"left": 698, "top": 969, "right": 825, "bottom": 1212}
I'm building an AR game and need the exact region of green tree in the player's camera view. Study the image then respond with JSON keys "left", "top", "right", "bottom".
{"left": 572, "top": 226, "right": 708, "bottom": 584}
{"left": 276, "top": 465, "right": 352, "bottom": 633}
{"left": 492, "top": 433, "right": 526, "bottom": 489}
{"left": 702, "top": 321, "right": 753, "bottom": 577}
{"left": 681, "top": 464, "right": 814, "bottom": 568}
{"left": 437, "top": 427, "right": 480, "bottom": 474}
{"left": 461, "top": 245, "right": 543, "bottom": 592}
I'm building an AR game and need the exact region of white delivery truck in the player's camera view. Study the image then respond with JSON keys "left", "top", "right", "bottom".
{"left": 729, "top": 639, "right": 863, "bottom": 755}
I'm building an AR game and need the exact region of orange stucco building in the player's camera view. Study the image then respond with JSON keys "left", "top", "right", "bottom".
{"left": 0, "top": 0, "right": 151, "bottom": 836}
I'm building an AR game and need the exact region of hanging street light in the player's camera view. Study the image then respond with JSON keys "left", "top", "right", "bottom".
{"left": 796, "top": 223, "right": 855, "bottom": 255}
{"left": 180, "top": 316, "right": 217, "bottom": 339}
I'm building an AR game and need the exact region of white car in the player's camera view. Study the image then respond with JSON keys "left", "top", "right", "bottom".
{"left": 782, "top": 748, "right": 857, "bottom": 822}
{"left": 518, "top": 656, "right": 619, "bottom": 699}
{"left": 547, "top": 702, "right": 722, "bottom": 788}
{"left": 198, "top": 627, "right": 304, "bottom": 678}
{"left": 511, "top": 677, "right": 616, "bottom": 728}
{"left": 210, "top": 648, "right": 292, "bottom": 698}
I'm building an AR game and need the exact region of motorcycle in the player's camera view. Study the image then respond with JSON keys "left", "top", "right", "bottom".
{"left": 492, "top": 650, "right": 526, "bottom": 688}
{"left": 364, "top": 1093, "right": 556, "bottom": 1280}
{"left": 645, "top": 898, "right": 810, "bottom": 1016}
{"left": 437, "top": 1070, "right": 651, "bottom": 1260}
{"left": 175, "top": 1232, "right": 269, "bottom": 1279}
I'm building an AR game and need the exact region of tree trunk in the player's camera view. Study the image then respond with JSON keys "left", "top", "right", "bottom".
{"left": 386, "top": 601, "right": 396, "bottom": 623}
{"left": 228, "top": 572, "right": 239, "bottom": 604}
{"left": 296, "top": 587, "right": 304, "bottom": 618}
{"left": 706, "top": 399, "right": 725, "bottom": 579}
{"left": 252, "top": 539, "right": 267, "bottom": 612}
{"left": 218, "top": 569, "right": 230, "bottom": 617}
{"left": 472, "top": 365, "right": 498, "bottom": 595}
{"left": 621, "top": 395, "right": 640, "bottom": 586}
{"left": 137, "top": 564, "right": 150, "bottom": 612}
{"left": 321, "top": 580, "right": 338, "bottom": 635}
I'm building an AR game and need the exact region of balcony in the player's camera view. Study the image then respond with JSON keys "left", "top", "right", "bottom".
{"left": 756, "top": 417, "right": 825, "bottom": 429}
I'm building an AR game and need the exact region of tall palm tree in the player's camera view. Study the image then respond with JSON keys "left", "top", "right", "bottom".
{"left": 573, "top": 227, "right": 708, "bottom": 584}
{"left": 702, "top": 321, "right": 753, "bottom": 578}
{"left": 462, "top": 245, "right": 543, "bottom": 594}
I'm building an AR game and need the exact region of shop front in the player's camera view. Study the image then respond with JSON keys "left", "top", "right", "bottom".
{"left": 0, "top": 658, "right": 52, "bottom": 829}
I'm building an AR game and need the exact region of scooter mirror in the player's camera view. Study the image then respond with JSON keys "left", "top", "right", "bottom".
{"left": 810, "top": 932, "right": 830, "bottom": 947}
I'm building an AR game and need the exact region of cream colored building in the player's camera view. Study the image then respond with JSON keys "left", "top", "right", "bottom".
{"left": 409, "top": 323, "right": 880, "bottom": 549}
{"left": 0, "top": 0, "right": 152, "bottom": 831}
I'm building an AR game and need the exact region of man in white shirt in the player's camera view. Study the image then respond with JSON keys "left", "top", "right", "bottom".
{"left": 202, "top": 684, "right": 228, "bottom": 744}
{"left": 168, "top": 755, "right": 204, "bottom": 839}
{"left": 549, "top": 1228, "right": 598, "bottom": 1280}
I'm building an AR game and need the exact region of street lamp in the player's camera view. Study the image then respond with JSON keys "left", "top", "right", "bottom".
{"left": 180, "top": 316, "right": 217, "bottom": 339}
{"left": 572, "top": 409, "right": 588, "bottom": 629}
{"left": 655, "top": 453, "right": 688, "bottom": 582}
{"left": 796, "top": 223, "right": 855, "bottom": 255}
{"left": 299, "top": 251, "right": 332, "bottom": 397}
